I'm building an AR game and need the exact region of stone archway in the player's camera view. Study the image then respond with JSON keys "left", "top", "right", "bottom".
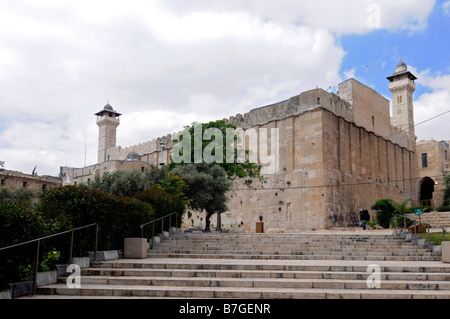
{"left": 419, "top": 177, "right": 435, "bottom": 206}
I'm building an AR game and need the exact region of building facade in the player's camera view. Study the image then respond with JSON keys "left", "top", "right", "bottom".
{"left": 61, "top": 60, "right": 448, "bottom": 231}
{"left": 0, "top": 169, "right": 61, "bottom": 195}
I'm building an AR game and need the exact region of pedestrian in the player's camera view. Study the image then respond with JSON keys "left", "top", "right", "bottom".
{"left": 360, "top": 219, "right": 366, "bottom": 230}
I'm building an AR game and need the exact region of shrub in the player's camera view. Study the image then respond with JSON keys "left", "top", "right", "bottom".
{"left": 437, "top": 206, "right": 450, "bottom": 212}
{"left": 0, "top": 202, "right": 47, "bottom": 286}
{"left": 134, "top": 185, "right": 186, "bottom": 229}
{"left": 371, "top": 199, "right": 395, "bottom": 229}
{"left": 0, "top": 186, "right": 34, "bottom": 206}
{"left": 38, "top": 186, "right": 155, "bottom": 252}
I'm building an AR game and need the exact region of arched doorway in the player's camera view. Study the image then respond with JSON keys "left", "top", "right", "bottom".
{"left": 419, "top": 177, "right": 435, "bottom": 206}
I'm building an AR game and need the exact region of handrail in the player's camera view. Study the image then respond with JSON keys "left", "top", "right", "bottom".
{"left": 140, "top": 212, "right": 179, "bottom": 249}
{"left": 394, "top": 214, "right": 446, "bottom": 243}
{"left": 0, "top": 223, "right": 99, "bottom": 296}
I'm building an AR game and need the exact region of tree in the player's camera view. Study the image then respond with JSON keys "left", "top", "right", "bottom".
{"left": 371, "top": 199, "right": 395, "bottom": 229}
{"left": 390, "top": 198, "right": 413, "bottom": 229}
{"left": 443, "top": 175, "right": 450, "bottom": 207}
{"left": 89, "top": 170, "right": 146, "bottom": 197}
{"left": 169, "top": 120, "right": 261, "bottom": 182}
{"left": 169, "top": 120, "right": 261, "bottom": 231}
{"left": 170, "top": 163, "right": 231, "bottom": 232}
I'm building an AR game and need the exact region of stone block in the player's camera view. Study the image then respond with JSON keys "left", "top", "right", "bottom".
{"left": 0, "top": 289, "right": 11, "bottom": 299}
{"left": 6, "top": 281, "right": 33, "bottom": 299}
{"left": 151, "top": 236, "right": 161, "bottom": 246}
{"left": 37, "top": 271, "right": 57, "bottom": 286}
{"left": 433, "top": 245, "right": 442, "bottom": 256}
{"left": 442, "top": 242, "right": 450, "bottom": 263}
{"left": 72, "top": 257, "right": 90, "bottom": 268}
{"left": 55, "top": 264, "right": 69, "bottom": 277}
{"left": 417, "top": 238, "right": 426, "bottom": 247}
{"left": 88, "top": 250, "right": 119, "bottom": 261}
{"left": 124, "top": 238, "right": 147, "bottom": 259}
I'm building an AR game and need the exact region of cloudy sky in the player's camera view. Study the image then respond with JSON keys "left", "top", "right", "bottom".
{"left": 0, "top": 0, "right": 449, "bottom": 176}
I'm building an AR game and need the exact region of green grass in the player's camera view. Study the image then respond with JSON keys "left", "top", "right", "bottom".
{"left": 416, "top": 232, "right": 450, "bottom": 245}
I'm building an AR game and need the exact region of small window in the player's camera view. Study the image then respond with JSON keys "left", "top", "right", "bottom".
{"left": 372, "top": 116, "right": 375, "bottom": 129}
{"left": 1, "top": 179, "right": 5, "bottom": 186}
{"left": 317, "top": 97, "right": 320, "bottom": 105}
{"left": 397, "top": 95, "right": 402, "bottom": 104}
{"left": 141, "top": 167, "right": 145, "bottom": 172}
{"left": 422, "top": 153, "right": 428, "bottom": 168}
{"left": 107, "top": 155, "right": 110, "bottom": 161}
{"left": 42, "top": 184, "right": 47, "bottom": 191}
{"left": 22, "top": 181, "right": 27, "bottom": 188}
{"left": 446, "top": 150, "right": 448, "bottom": 161}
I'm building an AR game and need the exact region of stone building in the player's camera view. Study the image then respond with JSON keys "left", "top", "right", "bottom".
{"left": 0, "top": 168, "right": 61, "bottom": 195}
{"left": 60, "top": 60, "right": 448, "bottom": 231}
{"left": 415, "top": 140, "right": 449, "bottom": 207}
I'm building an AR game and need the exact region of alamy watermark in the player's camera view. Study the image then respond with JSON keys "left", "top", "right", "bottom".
{"left": 66, "top": 264, "right": 81, "bottom": 289}
{"left": 171, "top": 125, "right": 280, "bottom": 175}
{"left": 366, "top": 264, "right": 381, "bottom": 289}
{"left": 367, "top": 4, "right": 381, "bottom": 29}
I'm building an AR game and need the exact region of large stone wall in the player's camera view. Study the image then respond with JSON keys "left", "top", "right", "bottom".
{"left": 185, "top": 105, "right": 416, "bottom": 232}
{"left": 61, "top": 82, "right": 432, "bottom": 232}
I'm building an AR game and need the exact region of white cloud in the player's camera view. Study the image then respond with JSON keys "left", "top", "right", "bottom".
{"left": 443, "top": 1, "right": 450, "bottom": 15}
{"left": 0, "top": 0, "right": 439, "bottom": 175}
{"left": 411, "top": 67, "right": 450, "bottom": 141}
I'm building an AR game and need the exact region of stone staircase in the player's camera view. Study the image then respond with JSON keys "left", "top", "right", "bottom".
{"left": 34, "top": 231, "right": 450, "bottom": 299}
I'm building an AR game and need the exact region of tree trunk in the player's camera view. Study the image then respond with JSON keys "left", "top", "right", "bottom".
{"left": 204, "top": 210, "right": 213, "bottom": 232}
{"left": 216, "top": 212, "right": 222, "bottom": 231}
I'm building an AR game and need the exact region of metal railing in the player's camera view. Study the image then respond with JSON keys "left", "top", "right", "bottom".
{"left": 140, "top": 212, "right": 179, "bottom": 249}
{"left": 0, "top": 223, "right": 99, "bottom": 295}
{"left": 394, "top": 214, "right": 446, "bottom": 243}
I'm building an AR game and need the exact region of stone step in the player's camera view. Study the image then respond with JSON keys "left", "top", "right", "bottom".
{"left": 90, "top": 260, "right": 450, "bottom": 273}
{"left": 150, "top": 248, "right": 433, "bottom": 254}
{"left": 82, "top": 268, "right": 450, "bottom": 282}
{"left": 156, "top": 243, "right": 423, "bottom": 249}
{"left": 37, "top": 284, "right": 450, "bottom": 299}
{"left": 57, "top": 275, "right": 450, "bottom": 290}
{"left": 33, "top": 232, "right": 448, "bottom": 299}
{"left": 145, "top": 253, "right": 440, "bottom": 261}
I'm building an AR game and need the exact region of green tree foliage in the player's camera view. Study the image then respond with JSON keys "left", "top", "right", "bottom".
{"left": 0, "top": 186, "right": 34, "bottom": 206}
{"left": 134, "top": 186, "right": 186, "bottom": 228}
{"left": 169, "top": 120, "right": 262, "bottom": 231}
{"left": 0, "top": 202, "right": 47, "bottom": 285}
{"left": 38, "top": 186, "right": 154, "bottom": 252}
{"left": 443, "top": 175, "right": 450, "bottom": 207}
{"left": 371, "top": 199, "right": 395, "bottom": 229}
{"left": 89, "top": 170, "right": 146, "bottom": 197}
{"left": 170, "top": 163, "right": 231, "bottom": 231}
{"left": 170, "top": 120, "right": 261, "bottom": 181}
{"left": 390, "top": 199, "right": 414, "bottom": 228}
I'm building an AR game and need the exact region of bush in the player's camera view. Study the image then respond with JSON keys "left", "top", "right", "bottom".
{"left": 0, "top": 202, "right": 47, "bottom": 286}
{"left": 134, "top": 186, "right": 186, "bottom": 229}
{"left": 38, "top": 186, "right": 155, "bottom": 252}
{"left": 371, "top": 199, "right": 395, "bottom": 229}
{"left": 437, "top": 206, "right": 450, "bottom": 212}
{"left": 0, "top": 186, "right": 34, "bottom": 206}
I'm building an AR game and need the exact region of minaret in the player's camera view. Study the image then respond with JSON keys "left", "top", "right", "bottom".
{"left": 95, "top": 102, "right": 121, "bottom": 164}
{"left": 387, "top": 59, "right": 417, "bottom": 149}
